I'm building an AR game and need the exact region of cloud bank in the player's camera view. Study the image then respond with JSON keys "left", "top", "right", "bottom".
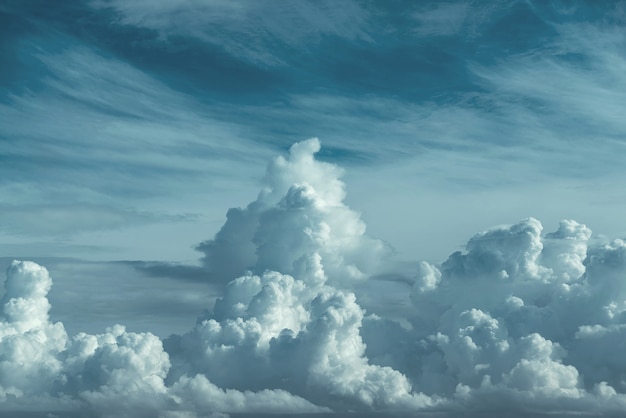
{"left": 3, "top": 140, "right": 626, "bottom": 416}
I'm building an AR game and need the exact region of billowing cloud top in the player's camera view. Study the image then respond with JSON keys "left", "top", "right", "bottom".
{"left": 3, "top": 140, "right": 626, "bottom": 417}
{"left": 196, "top": 138, "right": 389, "bottom": 285}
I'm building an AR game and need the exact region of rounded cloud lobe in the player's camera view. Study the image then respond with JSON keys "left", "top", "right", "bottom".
{"left": 3, "top": 139, "right": 626, "bottom": 416}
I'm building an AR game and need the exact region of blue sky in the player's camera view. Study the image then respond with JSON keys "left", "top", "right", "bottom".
{"left": 2, "top": 1, "right": 626, "bottom": 416}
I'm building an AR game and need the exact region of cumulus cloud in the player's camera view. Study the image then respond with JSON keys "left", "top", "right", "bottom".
{"left": 4, "top": 140, "right": 626, "bottom": 416}
{"left": 0, "top": 261, "right": 67, "bottom": 404}
{"left": 406, "top": 216, "right": 626, "bottom": 413}
{"left": 0, "top": 261, "right": 327, "bottom": 417}
{"left": 196, "top": 138, "right": 389, "bottom": 286}
{"left": 166, "top": 268, "right": 431, "bottom": 411}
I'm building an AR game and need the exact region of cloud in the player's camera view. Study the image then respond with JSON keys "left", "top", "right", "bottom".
{"left": 405, "top": 216, "right": 626, "bottom": 413}
{"left": 466, "top": 10, "right": 626, "bottom": 177}
{"left": 0, "top": 36, "right": 274, "bottom": 260}
{"left": 195, "top": 138, "right": 389, "bottom": 286}
{"left": 166, "top": 268, "right": 432, "bottom": 411}
{"left": 0, "top": 261, "right": 65, "bottom": 401}
{"left": 169, "top": 375, "right": 328, "bottom": 415}
{"left": 94, "top": 0, "right": 373, "bottom": 67}
{"left": 0, "top": 43, "right": 269, "bottom": 195}
{"left": 0, "top": 261, "right": 328, "bottom": 417}
{"left": 3, "top": 1, "right": 626, "bottom": 414}
{"left": 5, "top": 140, "right": 626, "bottom": 417}
{"left": 411, "top": 2, "right": 471, "bottom": 37}
{"left": 0, "top": 203, "right": 194, "bottom": 236}
{"left": 0, "top": 257, "right": 216, "bottom": 340}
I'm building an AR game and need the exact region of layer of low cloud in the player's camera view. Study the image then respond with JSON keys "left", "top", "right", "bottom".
{"left": 3, "top": 140, "right": 626, "bottom": 416}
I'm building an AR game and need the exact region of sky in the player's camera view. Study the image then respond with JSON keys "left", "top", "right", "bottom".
{"left": 2, "top": 0, "right": 626, "bottom": 417}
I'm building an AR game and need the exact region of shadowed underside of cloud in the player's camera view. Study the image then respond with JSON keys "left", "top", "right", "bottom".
{"left": 2, "top": 140, "right": 626, "bottom": 417}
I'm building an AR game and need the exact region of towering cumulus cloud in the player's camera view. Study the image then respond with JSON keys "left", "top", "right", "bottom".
{"left": 196, "top": 138, "right": 388, "bottom": 286}
{"left": 3, "top": 139, "right": 626, "bottom": 416}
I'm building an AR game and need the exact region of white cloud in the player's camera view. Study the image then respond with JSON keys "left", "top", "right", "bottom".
{"left": 404, "top": 214, "right": 626, "bottom": 412}
{"left": 5, "top": 140, "right": 626, "bottom": 416}
{"left": 0, "top": 260, "right": 330, "bottom": 416}
{"left": 196, "top": 138, "right": 389, "bottom": 286}
{"left": 1, "top": 261, "right": 66, "bottom": 401}
{"left": 170, "top": 374, "right": 327, "bottom": 415}
{"left": 166, "top": 270, "right": 432, "bottom": 411}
